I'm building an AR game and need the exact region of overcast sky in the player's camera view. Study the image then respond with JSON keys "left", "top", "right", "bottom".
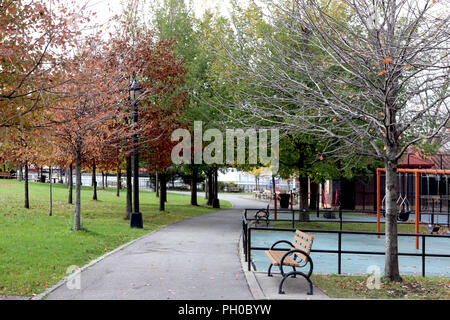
{"left": 85, "top": 0, "right": 233, "bottom": 25}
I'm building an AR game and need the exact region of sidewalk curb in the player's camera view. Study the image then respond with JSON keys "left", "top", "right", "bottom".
{"left": 238, "top": 233, "right": 267, "bottom": 300}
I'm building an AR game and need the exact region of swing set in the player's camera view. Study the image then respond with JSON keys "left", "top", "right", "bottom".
{"left": 376, "top": 168, "right": 450, "bottom": 249}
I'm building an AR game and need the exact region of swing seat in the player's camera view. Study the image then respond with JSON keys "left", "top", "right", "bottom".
{"left": 427, "top": 224, "right": 440, "bottom": 233}
{"left": 323, "top": 211, "right": 336, "bottom": 219}
{"left": 397, "top": 210, "right": 410, "bottom": 222}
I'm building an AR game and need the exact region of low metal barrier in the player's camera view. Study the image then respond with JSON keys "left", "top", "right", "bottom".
{"left": 242, "top": 216, "right": 450, "bottom": 277}
{"left": 243, "top": 208, "right": 450, "bottom": 229}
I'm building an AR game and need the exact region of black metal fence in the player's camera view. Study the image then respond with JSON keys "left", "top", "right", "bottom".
{"left": 242, "top": 212, "right": 450, "bottom": 277}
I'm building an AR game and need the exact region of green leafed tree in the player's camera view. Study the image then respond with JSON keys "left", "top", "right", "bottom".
{"left": 208, "top": 0, "right": 450, "bottom": 281}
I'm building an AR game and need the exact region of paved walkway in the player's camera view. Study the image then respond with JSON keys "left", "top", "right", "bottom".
{"left": 44, "top": 193, "right": 262, "bottom": 300}
{"left": 42, "top": 193, "right": 329, "bottom": 300}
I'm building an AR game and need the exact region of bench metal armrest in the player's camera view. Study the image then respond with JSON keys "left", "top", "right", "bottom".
{"left": 281, "top": 249, "right": 314, "bottom": 278}
{"left": 270, "top": 240, "right": 294, "bottom": 250}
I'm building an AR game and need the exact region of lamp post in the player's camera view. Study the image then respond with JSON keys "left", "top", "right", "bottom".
{"left": 130, "top": 80, "right": 143, "bottom": 228}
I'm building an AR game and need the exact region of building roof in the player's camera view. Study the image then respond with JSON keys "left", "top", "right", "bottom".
{"left": 398, "top": 154, "right": 434, "bottom": 168}
{"left": 429, "top": 154, "right": 450, "bottom": 170}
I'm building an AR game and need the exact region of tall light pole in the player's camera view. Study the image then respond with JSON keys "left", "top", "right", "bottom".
{"left": 130, "top": 80, "right": 143, "bottom": 228}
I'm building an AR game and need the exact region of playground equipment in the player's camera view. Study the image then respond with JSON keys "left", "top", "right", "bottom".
{"left": 377, "top": 168, "right": 450, "bottom": 249}
{"left": 380, "top": 194, "right": 411, "bottom": 222}
{"left": 427, "top": 224, "right": 440, "bottom": 234}
{"left": 397, "top": 195, "right": 411, "bottom": 222}
{"left": 332, "top": 189, "right": 340, "bottom": 210}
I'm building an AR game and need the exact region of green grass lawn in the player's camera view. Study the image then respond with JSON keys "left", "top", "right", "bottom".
{"left": 312, "top": 274, "right": 450, "bottom": 299}
{"left": 0, "top": 180, "right": 231, "bottom": 296}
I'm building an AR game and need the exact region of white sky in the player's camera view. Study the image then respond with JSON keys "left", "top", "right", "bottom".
{"left": 85, "top": 0, "right": 233, "bottom": 25}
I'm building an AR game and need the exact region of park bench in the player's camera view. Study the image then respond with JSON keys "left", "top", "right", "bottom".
{"left": 254, "top": 204, "right": 270, "bottom": 226}
{"left": 262, "top": 189, "right": 272, "bottom": 200}
{"left": 0, "top": 172, "right": 12, "bottom": 179}
{"left": 264, "top": 230, "right": 314, "bottom": 295}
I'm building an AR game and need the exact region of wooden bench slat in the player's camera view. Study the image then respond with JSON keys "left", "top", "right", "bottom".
{"left": 294, "top": 235, "right": 312, "bottom": 249}
{"left": 264, "top": 250, "right": 300, "bottom": 267}
{"left": 292, "top": 241, "right": 311, "bottom": 255}
{"left": 296, "top": 230, "right": 314, "bottom": 241}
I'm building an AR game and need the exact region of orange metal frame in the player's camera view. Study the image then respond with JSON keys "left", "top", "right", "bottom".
{"left": 376, "top": 168, "right": 450, "bottom": 249}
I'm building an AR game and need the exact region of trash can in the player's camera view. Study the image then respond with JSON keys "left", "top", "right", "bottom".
{"left": 40, "top": 175, "right": 47, "bottom": 183}
{"left": 279, "top": 193, "right": 290, "bottom": 208}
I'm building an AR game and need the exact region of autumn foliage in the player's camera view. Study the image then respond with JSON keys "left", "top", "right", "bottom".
{"left": 0, "top": 1, "right": 187, "bottom": 230}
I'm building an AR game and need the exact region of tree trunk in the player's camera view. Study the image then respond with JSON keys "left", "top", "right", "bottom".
{"left": 155, "top": 172, "right": 159, "bottom": 197}
{"left": 205, "top": 174, "right": 209, "bottom": 200}
{"left": 92, "top": 162, "right": 97, "bottom": 200}
{"left": 24, "top": 161, "right": 29, "bottom": 209}
{"left": 162, "top": 174, "right": 167, "bottom": 203}
{"left": 207, "top": 170, "right": 214, "bottom": 206}
{"left": 49, "top": 166, "right": 53, "bottom": 216}
{"left": 125, "top": 156, "right": 132, "bottom": 220}
{"left": 116, "top": 168, "right": 121, "bottom": 197}
{"left": 213, "top": 167, "right": 220, "bottom": 208}
{"left": 384, "top": 158, "right": 402, "bottom": 282}
{"left": 272, "top": 175, "right": 276, "bottom": 192}
{"left": 101, "top": 171, "right": 105, "bottom": 189}
{"left": 159, "top": 173, "right": 166, "bottom": 211}
{"left": 105, "top": 173, "right": 108, "bottom": 189}
{"left": 190, "top": 164, "right": 198, "bottom": 206}
{"left": 309, "top": 182, "right": 318, "bottom": 210}
{"left": 68, "top": 163, "right": 73, "bottom": 204}
{"left": 299, "top": 177, "right": 310, "bottom": 221}
{"left": 74, "top": 148, "right": 82, "bottom": 231}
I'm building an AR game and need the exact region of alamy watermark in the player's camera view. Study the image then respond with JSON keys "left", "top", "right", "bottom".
{"left": 66, "top": 265, "right": 81, "bottom": 290}
{"left": 171, "top": 121, "right": 279, "bottom": 174}
{"left": 366, "top": 265, "right": 381, "bottom": 290}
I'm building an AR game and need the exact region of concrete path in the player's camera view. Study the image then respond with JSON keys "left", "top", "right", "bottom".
{"left": 43, "top": 193, "right": 329, "bottom": 300}
{"left": 44, "top": 193, "right": 263, "bottom": 300}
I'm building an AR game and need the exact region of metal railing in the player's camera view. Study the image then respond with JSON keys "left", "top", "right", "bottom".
{"left": 243, "top": 208, "right": 450, "bottom": 228}
{"left": 242, "top": 213, "right": 450, "bottom": 277}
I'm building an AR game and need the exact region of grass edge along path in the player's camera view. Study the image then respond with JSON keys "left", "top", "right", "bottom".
{"left": 312, "top": 274, "right": 450, "bottom": 300}
{"left": 0, "top": 180, "right": 231, "bottom": 297}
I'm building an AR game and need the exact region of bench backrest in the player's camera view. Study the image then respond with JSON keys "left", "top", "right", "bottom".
{"left": 292, "top": 230, "right": 314, "bottom": 262}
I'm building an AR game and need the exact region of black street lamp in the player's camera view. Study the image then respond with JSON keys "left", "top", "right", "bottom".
{"left": 130, "top": 80, "right": 143, "bottom": 229}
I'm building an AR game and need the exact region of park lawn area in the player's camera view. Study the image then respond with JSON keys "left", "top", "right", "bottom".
{"left": 312, "top": 274, "right": 450, "bottom": 299}
{"left": 0, "top": 180, "right": 231, "bottom": 297}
